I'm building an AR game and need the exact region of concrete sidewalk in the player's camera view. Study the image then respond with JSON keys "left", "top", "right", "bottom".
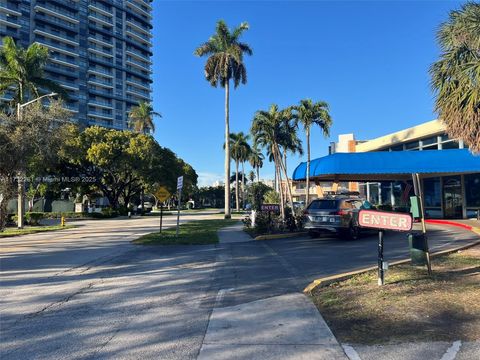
{"left": 198, "top": 293, "right": 347, "bottom": 360}
{"left": 218, "top": 222, "right": 253, "bottom": 244}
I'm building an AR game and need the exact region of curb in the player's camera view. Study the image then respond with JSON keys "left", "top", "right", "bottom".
{"left": 303, "top": 222, "right": 480, "bottom": 294}
{"left": 254, "top": 231, "right": 307, "bottom": 241}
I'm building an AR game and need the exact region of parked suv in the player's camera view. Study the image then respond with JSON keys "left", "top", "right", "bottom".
{"left": 303, "top": 196, "right": 364, "bottom": 239}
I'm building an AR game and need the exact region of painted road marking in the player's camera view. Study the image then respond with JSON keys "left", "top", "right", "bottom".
{"left": 440, "top": 340, "right": 462, "bottom": 360}
{"left": 342, "top": 344, "right": 362, "bottom": 360}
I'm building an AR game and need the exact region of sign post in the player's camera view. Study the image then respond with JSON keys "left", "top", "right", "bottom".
{"left": 155, "top": 186, "right": 171, "bottom": 234}
{"left": 176, "top": 176, "right": 183, "bottom": 238}
{"left": 358, "top": 209, "right": 413, "bottom": 286}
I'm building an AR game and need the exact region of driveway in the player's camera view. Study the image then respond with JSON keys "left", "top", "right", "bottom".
{"left": 1, "top": 216, "right": 477, "bottom": 359}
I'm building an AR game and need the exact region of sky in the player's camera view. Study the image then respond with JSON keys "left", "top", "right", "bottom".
{"left": 151, "top": 0, "right": 462, "bottom": 187}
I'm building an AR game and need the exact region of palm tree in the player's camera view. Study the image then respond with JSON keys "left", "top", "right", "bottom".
{"left": 430, "top": 3, "right": 480, "bottom": 154}
{"left": 0, "top": 36, "right": 65, "bottom": 104}
{"left": 248, "top": 170, "right": 255, "bottom": 183}
{"left": 128, "top": 101, "right": 161, "bottom": 134}
{"left": 251, "top": 104, "right": 289, "bottom": 218}
{"left": 225, "top": 132, "right": 251, "bottom": 211}
{"left": 249, "top": 145, "right": 264, "bottom": 182}
{"left": 294, "top": 99, "right": 332, "bottom": 206}
{"left": 280, "top": 116, "right": 303, "bottom": 206}
{"left": 195, "top": 20, "right": 252, "bottom": 218}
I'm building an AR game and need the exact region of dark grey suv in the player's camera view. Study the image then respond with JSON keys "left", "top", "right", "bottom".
{"left": 303, "top": 197, "right": 364, "bottom": 239}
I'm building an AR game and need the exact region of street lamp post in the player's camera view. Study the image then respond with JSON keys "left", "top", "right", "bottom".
{"left": 17, "top": 92, "right": 58, "bottom": 229}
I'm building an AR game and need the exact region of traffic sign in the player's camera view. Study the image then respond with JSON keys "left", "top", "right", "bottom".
{"left": 155, "top": 186, "right": 171, "bottom": 203}
{"left": 358, "top": 209, "right": 412, "bottom": 232}
{"left": 177, "top": 176, "right": 184, "bottom": 190}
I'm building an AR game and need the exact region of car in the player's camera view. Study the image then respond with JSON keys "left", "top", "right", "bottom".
{"left": 303, "top": 196, "right": 365, "bottom": 239}
{"left": 137, "top": 201, "right": 154, "bottom": 213}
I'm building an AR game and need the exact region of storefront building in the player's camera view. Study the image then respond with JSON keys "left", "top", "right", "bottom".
{"left": 332, "top": 120, "right": 480, "bottom": 219}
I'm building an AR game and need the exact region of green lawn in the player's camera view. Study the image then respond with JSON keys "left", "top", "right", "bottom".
{"left": 0, "top": 225, "right": 75, "bottom": 238}
{"left": 133, "top": 219, "right": 238, "bottom": 245}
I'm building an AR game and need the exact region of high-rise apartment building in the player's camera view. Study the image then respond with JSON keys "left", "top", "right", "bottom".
{"left": 0, "top": 0, "right": 153, "bottom": 129}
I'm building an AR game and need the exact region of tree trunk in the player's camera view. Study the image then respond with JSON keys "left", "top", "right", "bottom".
{"left": 241, "top": 161, "right": 245, "bottom": 209}
{"left": 235, "top": 159, "right": 239, "bottom": 212}
{"left": 276, "top": 160, "right": 285, "bottom": 220}
{"left": 273, "top": 151, "right": 285, "bottom": 220}
{"left": 279, "top": 148, "right": 294, "bottom": 208}
{"left": 224, "top": 81, "right": 231, "bottom": 219}
{"left": 306, "top": 127, "right": 311, "bottom": 207}
{"left": 256, "top": 166, "right": 260, "bottom": 183}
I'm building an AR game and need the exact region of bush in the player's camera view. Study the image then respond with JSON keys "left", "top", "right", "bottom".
{"left": 25, "top": 212, "right": 44, "bottom": 226}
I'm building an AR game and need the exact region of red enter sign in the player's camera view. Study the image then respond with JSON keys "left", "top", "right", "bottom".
{"left": 358, "top": 210, "right": 412, "bottom": 232}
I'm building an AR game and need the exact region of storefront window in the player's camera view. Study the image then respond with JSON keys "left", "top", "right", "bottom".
{"left": 465, "top": 174, "right": 480, "bottom": 208}
{"left": 380, "top": 182, "right": 392, "bottom": 205}
{"left": 423, "top": 177, "right": 441, "bottom": 207}
{"left": 369, "top": 183, "right": 379, "bottom": 204}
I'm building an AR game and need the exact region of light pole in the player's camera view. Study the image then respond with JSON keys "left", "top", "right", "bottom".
{"left": 17, "top": 92, "right": 58, "bottom": 229}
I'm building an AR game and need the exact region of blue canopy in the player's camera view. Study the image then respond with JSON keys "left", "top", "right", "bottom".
{"left": 292, "top": 149, "right": 480, "bottom": 181}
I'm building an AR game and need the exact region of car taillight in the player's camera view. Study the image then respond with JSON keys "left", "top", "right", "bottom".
{"left": 303, "top": 210, "right": 309, "bottom": 215}
{"left": 335, "top": 210, "right": 347, "bottom": 216}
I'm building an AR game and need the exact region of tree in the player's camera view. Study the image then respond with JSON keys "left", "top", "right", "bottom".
{"left": 251, "top": 104, "right": 291, "bottom": 219}
{"left": 0, "top": 36, "right": 67, "bottom": 228}
{"left": 294, "top": 99, "right": 332, "bottom": 206}
{"left": 59, "top": 127, "right": 192, "bottom": 211}
{"left": 248, "top": 170, "right": 255, "bottom": 183}
{"left": 0, "top": 100, "right": 71, "bottom": 230}
{"left": 225, "top": 132, "right": 251, "bottom": 211}
{"left": 128, "top": 101, "right": 161, "bottom": 134}
{"left": 430, "top": 3, "right": 480, "bottom": 154}
{"left": 195, "top": 20, "right": 252, "bottom": 218}
{"left": 0, "top": 36, "right": 66, "bottom": 104}
{"left": 249, "top": 145, "right": 264, "bottom": 182}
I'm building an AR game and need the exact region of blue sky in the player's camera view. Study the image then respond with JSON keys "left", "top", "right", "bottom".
{"left": 152, "top": 0, "right": 461, "bottom": 187}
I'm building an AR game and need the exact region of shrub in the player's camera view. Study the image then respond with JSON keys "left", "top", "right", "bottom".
{"left": 26, "top": 212, "right": 44, "bottom": 226}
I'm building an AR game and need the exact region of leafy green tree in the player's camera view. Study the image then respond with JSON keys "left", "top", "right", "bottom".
{"left": 294, "top": 99, "right": 332, "bottom": 206}
{"left": 430, "top": 3, "right": 480, "bottom": 153}
{"left": 60, "top": 127, "right": 192, "bottom": 210}
{"left": 0, "top": 36, "right": 65, "bottom": 104}
{"left": 128, "top": 101, "right": 161, "bottom": 134}
{"left": 0, "top": 100, "right": 71, "bottom": 230}
{"left": 247, "top": 182, "right": 272, "bottom": 211}
{"left": 195, "top": 20, "right": 252, "bottom": 218}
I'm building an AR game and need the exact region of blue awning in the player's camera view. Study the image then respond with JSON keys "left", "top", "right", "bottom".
{"left": 292, "top": 149, "right": 480, "bottom": 181}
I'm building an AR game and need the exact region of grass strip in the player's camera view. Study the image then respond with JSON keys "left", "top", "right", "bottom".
{"left": 133, "top": 219, "right": 238, "bottom": 245}
{"left": 311, "top": 247, "right": 480, "bottom": 344}
{"left": 0, "top": 225, "right": 75, "bottom": 238}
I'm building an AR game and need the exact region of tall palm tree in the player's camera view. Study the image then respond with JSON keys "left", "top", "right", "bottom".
{"left": 128, "top": 101, "right": 161, "bottom": 134}
{"left": 251, "top": 104, "right": 289, "bottom": 218}
{"left": 195, "top": 20, "right": 252, "bottom": 219}
{"left": 280, "top": 117, "right": 303, "bottom": 206}
{"left": 294, "top": 99, "right": 332, "bottom": 206}
{"left": 225, "top": 132, "right": 251, "bottom": 211}
{"left": 430, "top": 3, "right": 480, "bottom": 154}
{"left": 249, "top": 145, "right": 264, "bottom": 182}
{"left": 0, "top": 36, "right": 65, "bottom": 104}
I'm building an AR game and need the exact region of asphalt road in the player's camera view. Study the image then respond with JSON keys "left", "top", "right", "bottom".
{"left": 1, "top": 215, "right": 478, "bottom": 359}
